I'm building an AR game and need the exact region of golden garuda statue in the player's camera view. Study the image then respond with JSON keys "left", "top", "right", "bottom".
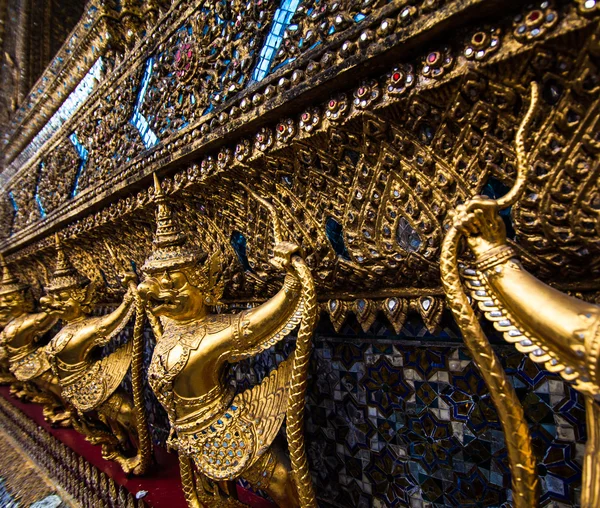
{"left": 0, "top": 254, "right": 69, "bottom": 424}
{"left": 442, "top": 82, "right": 600, "bottom": 507}
{"left": 0, "top": 253, "right": 35, "bottom": 384}
{"left": 42, "top": 234, "right": 151, "bottom": 475}
{"left": 137, "top": 174, "right": 318, "bottom": 507}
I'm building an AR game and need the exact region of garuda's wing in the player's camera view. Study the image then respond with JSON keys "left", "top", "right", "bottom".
{"left": 238, "top": 355, "right": 294, "bottom": 457}
{"left": 61, "top": 341, "right": 133, "bottom": 412}
{"left": 190, "top": 357, "right": 294, "bottom": 482}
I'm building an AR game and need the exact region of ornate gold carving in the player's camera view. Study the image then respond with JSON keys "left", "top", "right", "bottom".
{"left": 0, "top": 253, "right": 70, "bottom": 425}
{"left": 2, "top": 5, "right": 598, "bottom": 326}
{"left": 41, "top": 233, "right": 151, "bottom": 475}
{"left": 138, "top": 175, "right": 316, "bottom": 507}
{"left": 9, "top": 0, "right": 588, "bottom": 256}
{"left": 0, "top": 4, "right": 599, "bottom": 504}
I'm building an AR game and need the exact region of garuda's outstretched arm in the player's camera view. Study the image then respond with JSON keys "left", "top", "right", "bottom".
{"left": 227, "top": 185, "right": 318, "bottom": 506}
{"left": 456, "top": 198, "right": 600, "bottom": 393}
{"left": 229, "top": 242, "right": 303, "bottom": 362}
{"left": 93, "top": 276, "right": 137, "bottom": 348}
{"left": 23, "top": 311, "right": 59, "bottom": 343}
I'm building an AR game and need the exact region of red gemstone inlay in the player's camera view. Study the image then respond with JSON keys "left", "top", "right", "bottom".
{"left": 329, "top": 100, "right": 336, "bottom": 108}
{"left": 473, "top": 33, "right": 484, "bottom": 44}
{"left": 528, "top": 10, "right": 542, "bottom": 22}
{"left": 358, "top": 87, "right": 366, "bottom": 96}
{"left": 427, "top": 52, "right": 438, "bottom": 64}
{"left": 392, "top": 72, "right": 401, "bottom": 81}
{"left": 302, "top": 113, "right": 309, "bottom": 121}
{"left": 278, "top": 124, "right": 285, "bottom": 132}
{"left": 257, "top": 135, "right": 264, "bottom": 143}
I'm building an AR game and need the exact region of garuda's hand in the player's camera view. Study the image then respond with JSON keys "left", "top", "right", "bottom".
{"left": 118, "top": 271, "right": 138, "bottom": 287}
{"left": 270, "top": 242, "right": 300, "bottom": 271}
{"left": 453, "top": 196, "right": 508, "bottom": 259}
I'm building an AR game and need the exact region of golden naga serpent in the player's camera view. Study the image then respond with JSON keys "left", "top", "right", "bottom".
{"left": 440, "top": 82, "right": 540, "bottom": 508}
{"left": 105, "top": 243, "right": 152, "bottom": 475}
{"left": 242, "top": 183, "right": 318, "bottom": 508}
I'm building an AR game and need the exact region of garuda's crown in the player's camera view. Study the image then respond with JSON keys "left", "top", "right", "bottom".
{"left": 0, "top": 254, "right": 29, "bottom": 296}
{"left": 44, "top": 234, "right": 90, "bottom": 292}
{"left": 141, "top": 173, "right": 206, "bottom": 274}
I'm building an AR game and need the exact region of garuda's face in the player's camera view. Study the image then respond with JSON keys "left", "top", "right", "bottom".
{"left": 0, "top": 291, "right": 27, "bottom": 324}
{"left": 137, "top": 269, "right": 205, "bottom": 321}
{"left": 40, "top": 288, "right": 85, "bottom": 322}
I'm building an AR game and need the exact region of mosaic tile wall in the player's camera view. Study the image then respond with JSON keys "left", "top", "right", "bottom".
{"left": 235, "top": 315, "right": 586, "bottom": 508}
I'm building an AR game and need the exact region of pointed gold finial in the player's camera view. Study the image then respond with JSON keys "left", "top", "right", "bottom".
{"left": 0, "top": 253, "right": 18, "bottom": 286}
{"left": 153, "top": 172, "right": 164, "bottom": 200}
{"left": 53, "top": 233, "right": 71, "bottom": 276}
{"left": 0, "top": 252, "right": 28, "bottom": 295}
{"left": 141, "top": 173, "right": 205, "bottom": 273}
{"left": 45, "top": 233, "right": 90, "bottom": 292}
{"left": 152, "top": 173, "right": 186, "bottom": 249}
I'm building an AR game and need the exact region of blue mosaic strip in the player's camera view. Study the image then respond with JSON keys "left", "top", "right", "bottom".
{"left": 7, "top": 192, "right": 18, "bottom": 212}
{"left": 131, "top": 58, "right": 159, "bottom": 149}
{"left": 252, "top": 0, "right": 301, "bottom": 81}
{"left": 34, "top": 163, "right": 47, "bottom": 218}
{"left": 68, "top": 132, "right": 89, "bottom": 197}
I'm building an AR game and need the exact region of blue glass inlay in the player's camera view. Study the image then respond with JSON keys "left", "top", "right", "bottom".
{"left": 326, "top": 217, "right": 351, "bottom": 260}
{"left": 34, "top": 163, "right": 47, "bottom": 218}
{"left": 231, "top": 231, "right": 252, "bottom": 271}
{"left": 69, "top": 132, "right": 89, "bottom": 197}
{"left": 251, "top": 0, "right": 302, "bottom": 82}
{"left": 130, "top": 58, "right": 159, "bottom": 149}
{"left": 8, "top": 192, "right": 18, "bottom": 211}
{"left": 35, "top": 195, "right": 46, "bottom": 217}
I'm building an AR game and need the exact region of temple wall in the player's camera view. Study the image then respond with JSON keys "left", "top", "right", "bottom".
{"left": 0, "top": 1, "right": 598, "bottom": 507}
